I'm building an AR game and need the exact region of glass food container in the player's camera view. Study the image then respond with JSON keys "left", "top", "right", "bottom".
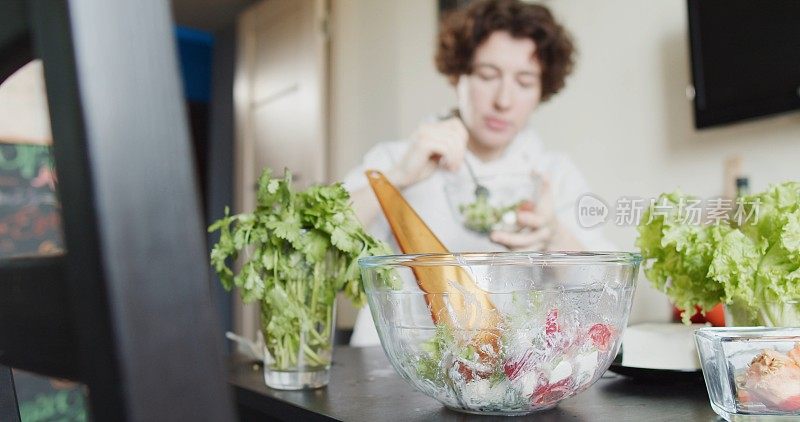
{"left": 695, "top": 327, "right": 800, "bottom": 421}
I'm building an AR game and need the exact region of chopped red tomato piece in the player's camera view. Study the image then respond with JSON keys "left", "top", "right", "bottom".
{"left": 531, "top": 377, "right": 574, "bottom": 405}
{"left": 588, "top": 323, "right": 613, "bottom": 351}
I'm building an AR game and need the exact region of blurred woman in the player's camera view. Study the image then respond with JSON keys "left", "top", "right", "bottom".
{"left": 344, "top": 0, "right": 614, "bottom": 345}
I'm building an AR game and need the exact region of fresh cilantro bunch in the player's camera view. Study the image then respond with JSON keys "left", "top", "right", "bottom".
{"left": 637, "top": 182, "right": 800, "bottom": 325}
{"left": 209, "top": 169, "right": 391, "bottom": 369}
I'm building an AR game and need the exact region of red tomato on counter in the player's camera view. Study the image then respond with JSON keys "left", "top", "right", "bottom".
{"left": 672, "top": 303, "right": 725, "bottom": 327}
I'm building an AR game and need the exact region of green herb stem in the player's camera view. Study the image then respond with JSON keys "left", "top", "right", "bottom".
{"left": 209, "top": 169, "right": 393, "bottom": 371}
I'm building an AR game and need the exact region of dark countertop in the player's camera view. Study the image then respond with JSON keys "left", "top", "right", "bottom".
{"left": 230, "top": 346, "right": 719, "bottom": 422}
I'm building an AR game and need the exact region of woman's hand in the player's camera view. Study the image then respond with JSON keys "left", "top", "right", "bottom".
{"left": 387, "top": 117, "right": 468, "bottom": 189}
{"left": 490, "top": 175, "right": 584, "bottom": 251}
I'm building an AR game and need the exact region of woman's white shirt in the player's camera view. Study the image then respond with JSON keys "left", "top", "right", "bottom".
{"left": 343, "top": 125, "right": 616, "bottom": 346}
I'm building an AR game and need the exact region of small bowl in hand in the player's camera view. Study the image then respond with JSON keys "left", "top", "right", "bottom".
{"left": 444, "top": 173, "right": 540, "bottom": 234}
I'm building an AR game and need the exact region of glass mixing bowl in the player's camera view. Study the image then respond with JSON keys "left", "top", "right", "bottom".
{"left": 359, "top": 252, "right": 641, "bottom": 415}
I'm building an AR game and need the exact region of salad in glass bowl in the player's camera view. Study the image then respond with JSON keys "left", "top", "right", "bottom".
{"left": 695, "top": 327, "right": 800, "bottom": 420}
{"left": 444, "top": 173, "right": 539, "bottom": 233}
{"left": 359, "top": 252, "right": 641, "bottom": 415}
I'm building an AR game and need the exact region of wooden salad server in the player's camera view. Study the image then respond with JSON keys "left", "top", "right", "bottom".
{"left": 364, "top": 170, "right": 501, "bottom": 356}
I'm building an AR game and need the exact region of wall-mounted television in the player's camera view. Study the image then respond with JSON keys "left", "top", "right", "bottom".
{"left": 688, "top": 0, "right": 800, "bottom": 129}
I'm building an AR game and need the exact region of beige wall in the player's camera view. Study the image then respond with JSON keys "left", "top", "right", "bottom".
{"left": 329, "top": 0, "right": 800, "bottom": 325}
{"left": 329, "top": 0, "right": 454, "bottom": 181}
{"left": 532, "top": 0, "right": 800, "bottom": 244}
{"left": 532, "top": 1, "right": 800, "bottom": 323}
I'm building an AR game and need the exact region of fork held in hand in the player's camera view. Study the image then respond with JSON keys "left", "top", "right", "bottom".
{"left": 443, "top": 109, "right": 490, "bottom": 200}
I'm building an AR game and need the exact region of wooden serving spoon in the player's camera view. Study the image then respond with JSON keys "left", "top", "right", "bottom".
{"left": 365, "top": 170, "right": 501, "bottom": 357}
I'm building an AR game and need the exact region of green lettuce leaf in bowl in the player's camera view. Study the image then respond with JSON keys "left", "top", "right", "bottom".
{"left": 458, "top": 195, "right": 519, "bottom": 233}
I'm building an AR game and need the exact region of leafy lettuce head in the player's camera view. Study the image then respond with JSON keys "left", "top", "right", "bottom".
{"left": 637, "top": 182, "right": 800, "bottom": 324}
{"left": 636, "top": 191, "right": 728, "bottom": 321}
{"left": 726, "top": 182, "right": 800, "bottom": 305}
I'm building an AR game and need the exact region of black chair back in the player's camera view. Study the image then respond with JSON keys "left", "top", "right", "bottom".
{"left": 0, "top": 1, "right": 235, "bottom": 420}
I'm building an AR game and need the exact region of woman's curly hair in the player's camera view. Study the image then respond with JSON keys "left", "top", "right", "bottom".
{"left": 435, "top": 0, "right": 575, "bottom": 102}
